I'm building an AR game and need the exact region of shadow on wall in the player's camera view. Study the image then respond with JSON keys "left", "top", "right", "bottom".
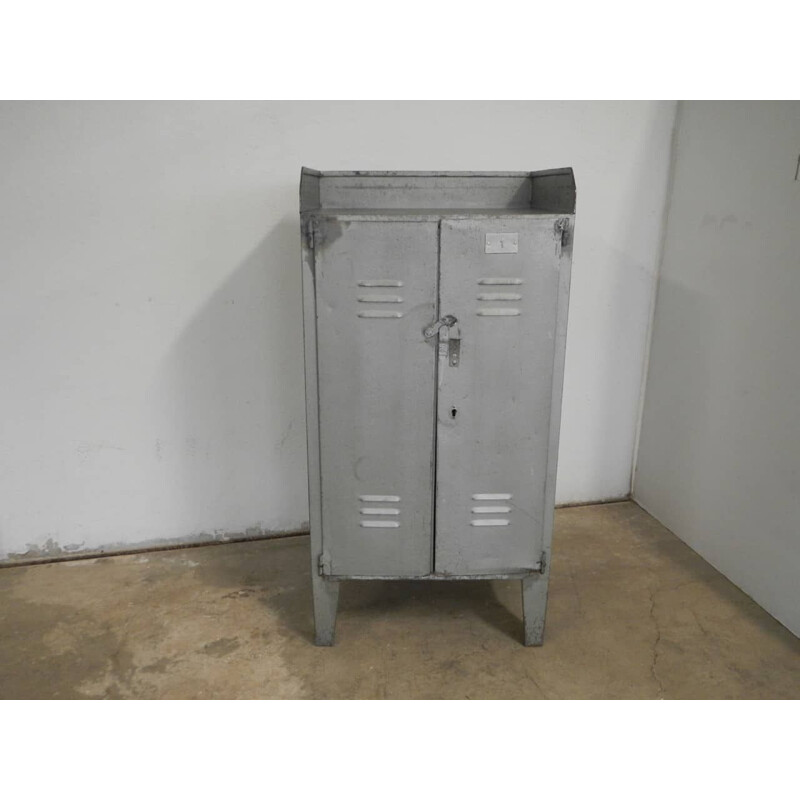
{"left": 635, "top": 277, "right": 712, "bottom": 504}
{"left": 157, "top": 215, "right": 310, "bottom": 540}
{"left": 560, "top": 126, "right": 664, "bottom": 501}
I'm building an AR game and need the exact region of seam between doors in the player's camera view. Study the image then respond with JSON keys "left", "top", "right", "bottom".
{"left": 430, "top": 219, "right": 442, "bottom": 574}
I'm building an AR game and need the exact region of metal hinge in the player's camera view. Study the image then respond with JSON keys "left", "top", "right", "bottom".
{"left": 305, "top": 217, "right": 320, "bottom": 250}
{"left": 538, "top": 552, "right": 547, "bottom": 574}
{"left": 318, "top": 551, "right": 332, "bottom": 576}
{"left": 554, "top": 217, "right": 570, "bottom": 256}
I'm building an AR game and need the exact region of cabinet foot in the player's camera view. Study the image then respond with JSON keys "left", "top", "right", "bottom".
{"left": 312, "top": 575, "right": 340, "bottom": 646}
{"left": 522, "top": 573, "right": 549, "bottom": 646}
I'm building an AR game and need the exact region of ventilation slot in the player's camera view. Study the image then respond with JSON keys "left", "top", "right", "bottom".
{"left": 357, "top": 310, "right": 404, "bottom": 319}
{"left": 477, "top": 293, "right": 522, "bottom": 301}
{"left": 478, "top": 278, "right": 523, "bottom": 286}
{"left": 477, "top": 278, "right": 522, "bottom": 316}
{"left": 360, "top": 520, "right": 400, "bottom": 528}
{"left": 357, "top": 295, "right": 403, "bottom": 303}
{"left": 357, "top": 281, "right": 405, "bottom": 319}
{"left": 470, "top": 493, "right": 512, "bottom": 527}
{"left": 359, "top": 494, "right": 400, "bottom": 528}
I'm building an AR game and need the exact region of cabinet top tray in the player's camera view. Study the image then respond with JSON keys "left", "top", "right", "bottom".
{"left": 300, "top": 168, "right": 576, "bottom": 215}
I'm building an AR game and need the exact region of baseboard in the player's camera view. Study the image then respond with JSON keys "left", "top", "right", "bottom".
{"left": 0, "top": 496, "right": 632, "bottom": 569}
{"left": 555, "top": 495, "right": 631, "bottom": 509}
{"left": 0, "top": 529, "right": 309, "bottom": 570}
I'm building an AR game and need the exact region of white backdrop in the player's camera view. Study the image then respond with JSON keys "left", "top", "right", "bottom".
{"left": 0, "top": 101, "right": 675, "bottom": 558}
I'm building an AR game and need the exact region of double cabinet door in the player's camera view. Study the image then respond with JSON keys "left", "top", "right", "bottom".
{"left": 314, "top": 215, "right": 561, "bottom": 578}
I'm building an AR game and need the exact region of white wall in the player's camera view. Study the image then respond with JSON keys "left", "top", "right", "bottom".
{"left": 0, "top": 101, "right": 675, "bottom": 559}
{"left": 634, "top": 101, "right": 800, "bottom": 636}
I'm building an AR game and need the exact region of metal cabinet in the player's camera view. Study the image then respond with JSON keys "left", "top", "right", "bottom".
{"left": 299, "top": 169, "right": 575, "bottom": 645}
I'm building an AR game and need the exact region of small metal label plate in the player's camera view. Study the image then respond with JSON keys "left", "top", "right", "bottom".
{"left": 485, "top": 233, "right": 518, "bottom": 254}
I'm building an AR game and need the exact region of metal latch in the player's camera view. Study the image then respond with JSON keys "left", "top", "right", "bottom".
{"left": 424, "top": 315, "right": 460, "bottom": 367}
{"left": 423, "top": 314, "right": 457, "bottom": 339}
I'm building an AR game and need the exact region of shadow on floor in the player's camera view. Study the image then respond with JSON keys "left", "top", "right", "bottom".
{"left": 193, "top": 534, "right": 526, "bottom": 646}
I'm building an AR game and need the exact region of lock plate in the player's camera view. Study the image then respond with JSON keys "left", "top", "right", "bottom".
{"left": 449, "top": 337, "right": 460, "bottom": 367}
{"left": 435, "top": 321, "right": 461, "bottom": 367}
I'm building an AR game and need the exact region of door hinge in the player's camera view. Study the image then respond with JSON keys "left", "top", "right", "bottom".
{"left": 554, "top": 217, "right": 570, "bottom": 256}
{"left": 318, "top": 551, "right": 332, "bottom": 576}
{"left": 305, "top": 217, "right": 320, "bottom": 250}
{"left": 538, "top": 552, "right": 547, "bottom": 574}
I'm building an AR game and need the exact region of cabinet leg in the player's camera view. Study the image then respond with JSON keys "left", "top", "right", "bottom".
{"left": 521, "top": 573, "right": 549, "bottom": 646}
{"left": 312, "top": 575, "right": 340, "bottom": 646}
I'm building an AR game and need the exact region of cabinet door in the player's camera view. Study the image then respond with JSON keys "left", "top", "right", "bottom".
{"left": 315, "top": 219, "right": 438, "bottom": 576}
{"left": 435, "top": 217, "right": 562, "bottom": 575}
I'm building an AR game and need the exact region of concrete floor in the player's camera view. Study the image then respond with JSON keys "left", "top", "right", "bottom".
{"left": 0, "top": 501, "right": 797, "bottom": 699}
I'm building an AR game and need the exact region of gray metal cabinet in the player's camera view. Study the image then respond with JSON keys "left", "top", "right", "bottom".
{"left": 299, "top": 169, "right": 576, "bottom": 646}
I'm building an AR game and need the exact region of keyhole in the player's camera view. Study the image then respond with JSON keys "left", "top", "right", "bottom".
{"left": 450, "top": 407, "right": 458, "bottom": 419}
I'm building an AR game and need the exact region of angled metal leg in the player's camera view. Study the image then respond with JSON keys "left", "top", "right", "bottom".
{"left": 312, "top": 574, "right": 340, "bottom": 646}
{"left": 522, "top": 573, "right": 549, "bottom": 646}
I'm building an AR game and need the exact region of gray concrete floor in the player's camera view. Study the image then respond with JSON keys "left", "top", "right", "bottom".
{"left": 0, "top": 501, "right": 797, "bottom": 699}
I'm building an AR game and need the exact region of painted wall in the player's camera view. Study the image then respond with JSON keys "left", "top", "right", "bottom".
{"left": 634, "top": 102, "right": 800, "bottom": 636}
{"left": 0, "top": 101, "right": 675, "bottom": 559}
